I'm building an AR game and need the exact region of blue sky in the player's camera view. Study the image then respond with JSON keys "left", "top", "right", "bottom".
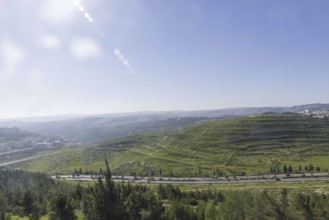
{"left": 1, "top": 0, "right": 329, "bottom": 118}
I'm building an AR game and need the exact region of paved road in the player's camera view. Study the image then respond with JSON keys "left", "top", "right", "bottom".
{"left": 53, "top": 173, "right": 329, "bottom": 185}
{"left": 0, "top": 148, "right": 34, "bottom": 156}
{"left": 2, "top": 147, "right": 329, "bottom": 185}
{"left": 0, "top": 148, "right": 70, "bottom": 167}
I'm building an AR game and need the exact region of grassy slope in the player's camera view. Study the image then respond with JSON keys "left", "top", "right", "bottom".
{"left": 26, "top": 114, "right": 329, "bottom": 176}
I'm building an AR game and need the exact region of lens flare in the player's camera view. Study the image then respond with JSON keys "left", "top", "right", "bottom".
{"left": 73, "top": 1, "right": 94, "bottom": 22}
{"left": 114, "top": 49, "right": 131, "bottom": 70}
{"left": 114, "top": 49, "right": 120, "bottom": 55}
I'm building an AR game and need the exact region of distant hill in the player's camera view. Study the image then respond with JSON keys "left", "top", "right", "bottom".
{"left": 24, "top": 113, "right": 329, "bottom": 176}
{"left": 11, "top": 116, "right": 208, "bottom": 144}
{"left": 1, "top": 103, "right": 329, "bottom": 144}
{"left": 175, "top": 103, "right": 329, "bottom": 117}
{"left": 0, "top": 127, "right": 44, "bottom": 153}
{"left": 0, "top": 127, "right": 38, "bottom": 141}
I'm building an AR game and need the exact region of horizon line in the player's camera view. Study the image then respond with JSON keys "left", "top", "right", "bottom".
{"left": 0, "top": 102, "right": 328, "bottom": 121}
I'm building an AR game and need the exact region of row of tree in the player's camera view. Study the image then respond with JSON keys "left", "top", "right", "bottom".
{"left": 270, "top": 163, "right": 321, "bottom": 174}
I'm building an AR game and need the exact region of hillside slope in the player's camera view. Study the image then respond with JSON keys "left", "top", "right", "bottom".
{"left": 12, "top": 116, "right": 208, "bottom": 144}
{"left": 25, "top": 114, "right": 329, "bottom": 176}
{"left": 0, "top": 127, "right": 44, "bottom": 153}
{"left": 1, "top": 103, "right": 329, "bottom": 144}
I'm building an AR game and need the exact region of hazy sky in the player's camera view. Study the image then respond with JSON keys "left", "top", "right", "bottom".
{"left": 1, "top": 0, "right": 329, "bottom": 118}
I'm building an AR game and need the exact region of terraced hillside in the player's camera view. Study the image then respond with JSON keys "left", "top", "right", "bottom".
{"left": 25, "top": 114, "right": 329, "bottom": 176}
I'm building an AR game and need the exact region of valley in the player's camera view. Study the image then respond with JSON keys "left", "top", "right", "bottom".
{"left": 2, "top": 112, "right": 329, "bottom": 179}
{"left": 2, "top": 108, "right": 329, "bottom": 220}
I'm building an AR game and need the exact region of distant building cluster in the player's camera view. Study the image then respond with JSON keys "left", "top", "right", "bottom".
{"left": 35, "top": 136, "right": 66, "bottom": 149}
{"left": 300, "top": 109, "right": 329, "bottom": 119}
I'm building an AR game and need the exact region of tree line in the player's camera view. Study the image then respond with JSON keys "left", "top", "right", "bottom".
{"left": 270, "top": 163, "right": 321, "bottom": 174}
{"left": 0, "top": 169, "right": 72, "bottom": 219}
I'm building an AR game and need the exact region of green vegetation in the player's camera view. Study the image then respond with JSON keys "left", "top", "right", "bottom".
{"left": 23, "top": 114, "right": 329, "bottom": 177}
{"left": 160, "top": 181, "right": 329, "bottom": 220}
{"left": 3, "top": 113, "right": 329, "bottom": 219}
{"left": 0, "top": 169, "right": 80, "bottom": 220}
{"left": 2, "top": 161, "right": 329, "bottom": 219}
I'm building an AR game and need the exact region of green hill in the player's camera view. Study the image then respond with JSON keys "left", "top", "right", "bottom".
{"left": 26, "top": 114, "right": 329, "bottom": 176}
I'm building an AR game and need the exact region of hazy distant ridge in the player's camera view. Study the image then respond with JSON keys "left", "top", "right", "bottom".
{"left": 0, "top": 103, "right": 328, "bottom": 144}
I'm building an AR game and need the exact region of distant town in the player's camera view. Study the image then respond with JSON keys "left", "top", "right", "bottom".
{"left": 300, "top": 109, "right": 329, "bottom": 119}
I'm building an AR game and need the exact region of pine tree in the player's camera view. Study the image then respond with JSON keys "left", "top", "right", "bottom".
{"left": 23, "top": 190, "right": 34, "bottom": 216}
{"left": 73, "top": 184, "right": 82, "bottom": 201}
{"left": 48, "top": 193, "right": 75, "bottom": 220}
{"left": 87, "top": 159, "right": 127, "bottom": 220}
{"left": 0, "top": 211, "right": 4, "bottom": 220}
{"left": 283, "top": 164, "right": 288, "bottom": 173}
{"left": 205, "top": 201, "right": 217, "bottom": 220}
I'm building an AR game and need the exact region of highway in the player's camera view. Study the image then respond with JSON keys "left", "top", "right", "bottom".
{"left": 53, "top": 173, "right": 329, "bottom": 185}
{"left": 2, "top": 148, "right": 329, "bottom": 185}
{"left": 0, "top": 148, "right": 71, "bottom": 167}
{"left": 0, "top": 148, "right": 34, "bottom": 156}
